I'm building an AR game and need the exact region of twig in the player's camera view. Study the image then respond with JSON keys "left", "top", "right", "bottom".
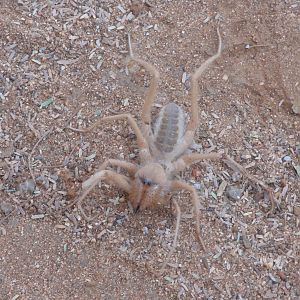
{"left": 28, "top": 127, "right": 54, "bottom": 182}
{"left": 127, "top": 32, "right": 133, "bottom": 58}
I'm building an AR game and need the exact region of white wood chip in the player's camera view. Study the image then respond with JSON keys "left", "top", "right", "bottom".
{"left": 203, "top": 16, "right": 211, "bottom": 23}
{"left": 85, "top": 153, "right": 96, "bottom": 161}
{"left": 117, "top": 5, "right": 126, "bottom": 14}
{"left": 57, "top": 58, "right": 79, "bottom": 65}
{"left": 80, "top": 13, "right": 89, "bottom": 19}
{"left": 31, "top": 214, "right": 45, "bottom": 219}
{"left": 217, "top": 180, "right": 227, "bottom": 197}
{"left": 182, "top": 72, "right": 188, "bottom": 84}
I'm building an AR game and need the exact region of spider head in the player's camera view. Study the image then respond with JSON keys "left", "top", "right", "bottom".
{"left": 129, "top": 163, "right": 170, "bottom": 212}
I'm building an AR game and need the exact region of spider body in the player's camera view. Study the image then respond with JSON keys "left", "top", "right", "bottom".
{"left": 70, "top": 28, "right": 274, "bottom": 270}
{"left": 152, "top": 103, "right": 186, "bottom": 159}
{"left": 71, "top": 29, "right": 223, "bottom": 264}
{"left": 129, "top": 102, "right": 187, "bottom": 211}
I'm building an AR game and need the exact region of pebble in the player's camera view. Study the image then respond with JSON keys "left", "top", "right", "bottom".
{"left": 194, "top": 183, "right": 202, "bottom": 190}
{"left": 143, "top": 226, "right": 149, "bottom": 235}
{"left": 282, "top": 155, "right": 292, "bottom": 162}
{"left": 293, "top": 206, "right": 300, "bottom": 216}
{"left": 232, "top": 171, "right": 242, "bottom": 182}
{"left": 129, "top": 153, "right": 136, "bottom": 159}
{"left": 222, "top": 74, "right": 228, "bottom": 81}
{"left": 0, "top": 201, "right": 13, "bottom": 215}
{"left": 226, "top": 185, "right": 243, "bottom": 201}
{"left": 18, "top": 179, "right": 36, "bottom": 194}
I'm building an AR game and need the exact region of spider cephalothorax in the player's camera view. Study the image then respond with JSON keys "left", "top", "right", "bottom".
{"left": 130, "top": 163, "right": 171, "bottom": 211}
{"left": 69, "top": 28, "right": 274, "bottom": 271}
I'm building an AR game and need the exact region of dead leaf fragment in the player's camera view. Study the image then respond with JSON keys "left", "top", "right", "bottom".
{"left": 57, "top": 58, "right": 79, "bottom": 65}
{"left": 292, "top": 96, "right": 300, "bottom": 114}
{"left": 130, "top": 0, "right": 144, "bottom": 16}
{"left": 0, "top": 144, "right": 14, "bottom": 158}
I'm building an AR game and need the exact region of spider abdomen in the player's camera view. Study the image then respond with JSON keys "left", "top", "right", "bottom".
{"left": 153, "top": 103, "right": 186, "bottom": 154}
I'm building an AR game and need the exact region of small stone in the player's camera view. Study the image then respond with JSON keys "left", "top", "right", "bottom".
{"left": 18, "top": 179, "right": 36, "bottom": 194}
{"left": 226, "top": 185, "right": 243, "bottom": 201}
{"left": 293, "top": 206, "right": 300, "bottom": 216}
{"left": 231, "top": 171, "right": 242, "bottom": 182}
{"left": 121, "top": 98, "right": 129, "bottom": 106}
{"left": 0, "top": 201, "right": 13, "bottom": 215}
{"left": 129, "top": 153, "right": 136, "bottom": 159}
{"left": 193, "top": 183, "right": 202, "bottom": 190}
{"left": 143, "top": 226, "right": 149, "bottom": 235}
{"left": 282, "top": 155, "right": 292, "bottom": 162}
{"left": 222, "top": 74, "right": 228, "bottom": 81}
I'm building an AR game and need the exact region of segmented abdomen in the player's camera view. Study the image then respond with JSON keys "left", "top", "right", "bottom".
{"left": 153, "top": 103, "right": 185, "bottom": 153}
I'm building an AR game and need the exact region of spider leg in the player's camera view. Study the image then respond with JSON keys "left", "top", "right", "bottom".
{"left": 170, "top": 180, "right": 207, "bottom": 251}
{"left": 99, "top": 159, "right": 138, "bottom": 176}
{"left": 82, "top": 169, "right": 131, "bottom": 192}
{"left": 170, "top": 152, "right": 275, "bottom": 213}
{"left": 66, "top": 170, "right": 131, "bottom": 221}
{"left": 177, "top": 28, "right": 222, "bottom": 155}
{"left": 187, "top": 27, "right": 222, "bottom": 132}
{"left": 170, "top": 152, "right": 223, "bottom": 174}
{"left": 69, "top": 113, "right": 151, "bottom": 162}
{"left": 223, "top": 154, "right": 275, "bottom": 213}
{"left": 127, "top": 33, "right": 160, "bottom": 142}
{"left": 160, "top": 198, "right": 181, "bottom": 273}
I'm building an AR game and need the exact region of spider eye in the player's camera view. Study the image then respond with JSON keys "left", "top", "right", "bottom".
{"left": 140, "top": 177, "right": 153, "bottom": 186}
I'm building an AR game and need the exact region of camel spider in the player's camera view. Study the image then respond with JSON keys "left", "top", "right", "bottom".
{"left": 69, "top": 28, "right": 274, "bottom": 271}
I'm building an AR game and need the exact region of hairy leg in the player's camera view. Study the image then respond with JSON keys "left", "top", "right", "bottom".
{"left": 170, "top": 180, "right": 206, "bottom": 251}
{"left": 175, "top": 28, "right": 222, "bottom": 156}
{"left": 223, "top": 154, "right": 275, "bottom": 213}
{"left": 127, "top": 33, "right": 160, "bottom": 139}
{"left": 99, "top": 159, "right": 137, "bottom": 176}
{"left": 170, "top": 152, "right": 223, "bottom": 174}
{"left": 66, "top": 170, "right": 131, "bottom": 221}
{"left": 160, "top": 198, "right": 181, "bottom": 273}
{"left": 82, "top": 169, "right": 131, "bottom": 191}
{"left": 69, "top": 113, "right": 151, "bottom": 162}
{"left": 171, "top": 151, "right": 275, "bottom": 213}
{"left": 187, "top": 27, "right": 222, "bottom": 132}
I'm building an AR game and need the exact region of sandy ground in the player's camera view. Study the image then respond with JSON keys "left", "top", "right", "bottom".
{"left": 1, "top": 1, "right": 299, "bottom": 299}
